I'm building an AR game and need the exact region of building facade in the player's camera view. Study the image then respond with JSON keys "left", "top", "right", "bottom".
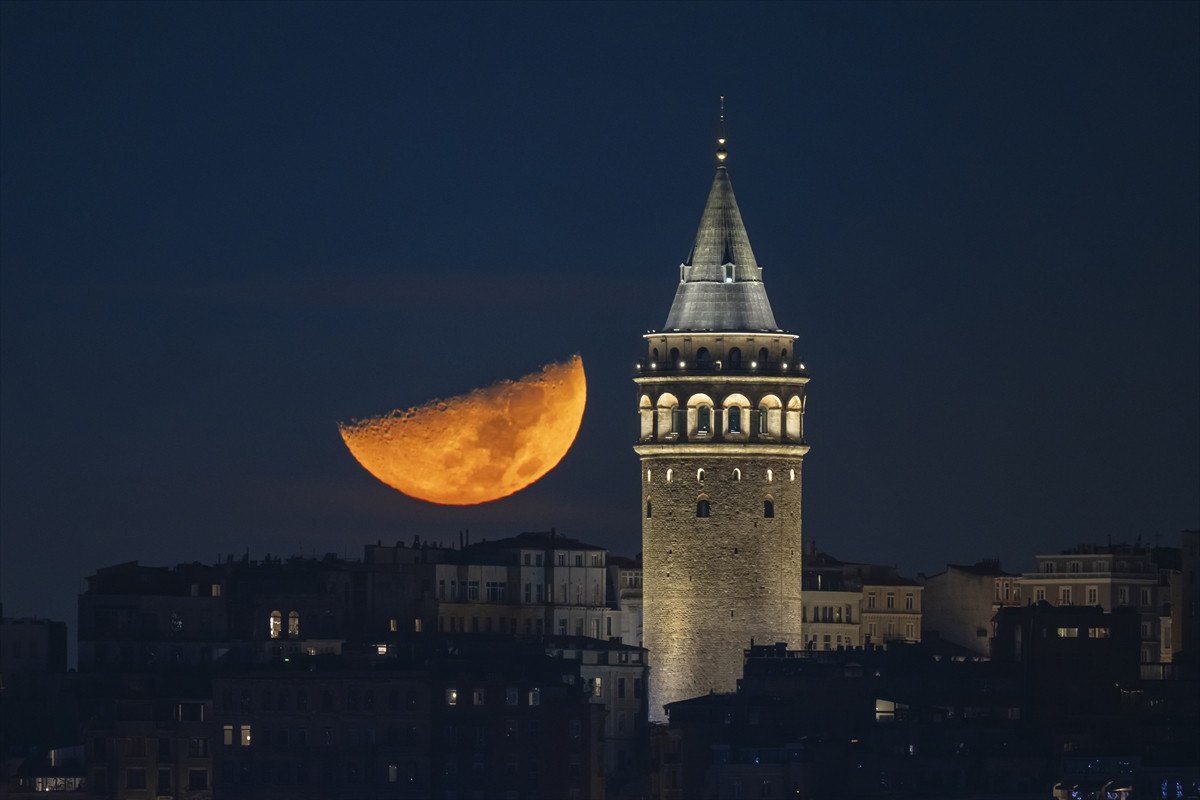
{"left": 1020, "top": 544, "right": 1166, "bottom": 663}
{"left": 636, "top": 119, "right": 809, "bottom": 719}
{"left": 920, "top": 560, "right": 1020, "bottom": 657}
{"left": 801, "top": 548, "right": 925, "bottom": 651}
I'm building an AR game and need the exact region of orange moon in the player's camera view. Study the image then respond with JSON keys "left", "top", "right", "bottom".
{"left": 339, "top": 356, "right": 586, "bottom": 505}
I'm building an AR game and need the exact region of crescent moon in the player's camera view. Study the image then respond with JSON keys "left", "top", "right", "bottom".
{"left": 338, "top": 356, "right": 586, "bottom": 505}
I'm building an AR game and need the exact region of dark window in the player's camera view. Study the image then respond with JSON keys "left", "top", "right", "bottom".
{"left": 696, "top": 500, "right": 711, "bottom": 518}
{"left": 729, "top": 347, "right": 742, "bottom": 368}
{"left": 645, "top": 501, "right": 652, "bottom": 518}
{"left": 697, "top": 406, "right": 711, "bottom": 433}
{"left": 758, "top": 347, "right": 768, "bottom": 364}
{"left": 764, "top": 500, "right": 774, "bottom": 518}
{"left": 669, "top": 347, "right": 680, "bottom": 364}
{"left": 696, "top": 347, "right": 711, "bottom": 367}
{"left": 781, "top": 348, "right": 788, "bottom": 363}
{"left": 652, "top": 348, "right": 659, "bottom": 362}
{"left": 728, "top": 407, "right": 741, "bottom": 433}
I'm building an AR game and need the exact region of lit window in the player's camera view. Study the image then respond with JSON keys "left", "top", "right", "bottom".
{"left": 732, "top": 468, "right": 741, "bottom": 481}
{"left": 389, "top": 618, "right": 398, "bottom": 632}
{"left": 376, "top": 644, "right": 388, "bottom": 655}
{"left": 528, "top": 688, "right": 541, "bottom": 706}
{"left": 288, "top": 611, "right": 300, "bottom": 637}
{"left": 211, "top": 584, "right": 221, "bottom": 597}
{"left": 222, "top": 725, "right": 233, "bottom": 746}
{"left": 1056, "top": 627, "right": 1079, "bottom": 638}
{"left": 593, "top": 677, "right": 603, "bottom": 698}
{"left": 666, "top": 469, "right": 673, "bottom": 483}
{"left": 696, "top": 468, "right": 705, "bottom": 482}
{"left": 766, "top": 469, "right": 773, "bottom": 482}
{"left": 269, "top": 611, "right": 282, "bottom": 639}
{"left": 240, "top": 725, "right": 252, "bottom": 746}
{"left": 446, "top": 689, "right": 458, "bottom": 706}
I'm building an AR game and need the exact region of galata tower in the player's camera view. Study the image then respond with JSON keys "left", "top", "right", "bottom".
{"left": 635, "top": 105, "right": 809, "bottom": 721}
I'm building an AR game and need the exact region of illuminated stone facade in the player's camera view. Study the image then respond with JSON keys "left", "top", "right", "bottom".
{"left": 635, "top": 131, "right": 809, "bottom": 720}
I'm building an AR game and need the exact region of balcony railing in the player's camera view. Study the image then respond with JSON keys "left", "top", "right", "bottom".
{"left": 635, "top": 358, "right": 807, "bottom": 377}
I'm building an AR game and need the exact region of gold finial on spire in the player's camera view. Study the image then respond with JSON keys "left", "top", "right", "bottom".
{"left": 716, "top": 95, "right": 728, "bottom": 164}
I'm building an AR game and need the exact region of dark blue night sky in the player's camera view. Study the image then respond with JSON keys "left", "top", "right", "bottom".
{"left": 2, "top": 2, "right": 1197, "bottom": 636}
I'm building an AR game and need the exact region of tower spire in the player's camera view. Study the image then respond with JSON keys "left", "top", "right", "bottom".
{"left": 716, "top": 95, "right": 728, "bottom": 165}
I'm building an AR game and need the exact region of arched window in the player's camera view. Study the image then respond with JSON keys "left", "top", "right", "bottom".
{"left": 686, "top": 393, "right": 715, "bottom": 439}
{"left": 759, "top": 394, "right": 782, "bottom": 438}
{"left": 786, "top": 395, "right": 803, "bottom": 441}
{"left": 723, "top": 393, "right": 750, "bottom": 437}
{"left": 646, "top": 469, "right": 652, "bottom": 483}
{"left": 781, "top": 348, "right": 788, "bottom": 363}
{"left": 696, "top": 347, "right": 711, "bottom": 368}
{"left": 758, "top": 347, "right": 769, "bottom": 365}
{"left": 696, "top": 499, "right": 711, "bottom": 518}
{"left": 666, "top": 469, "right": 673, "bottom": 483}
{"left": 732, "top": 468, "right": 741, "bottom": 481}
{"left": 669, "top": 347, "right": 680, "bottom": 365}
{"left": 651, "top": 348, "right": 660, "bottom": 363}
{"left": 639, "top": 395, "right": 654, "bottom": 441}
{"left": 764, "top": 499, "right": 775, "bottom": 518}
{"left": 696, "top": 468, "right": 705, "bottom": 482}
{"left": 288, "top": 611, "right": 300, "bottom": 637}
{"left": 728, "top": 348, "right": 742, "bottom": 368}
{"left": 790, "top": 469, "right": 796, "bottom": 481}
{"left": 767, "top": 469, "right": 774, "bottom": 482}
{"left": 645, "top": 501, "right": 652, "bottom": 518}
{"left": 269, "top": 611, "right": 282, "bottom": 639}
{"left": 656, "top": 393, "right": 680, "bottom": 440}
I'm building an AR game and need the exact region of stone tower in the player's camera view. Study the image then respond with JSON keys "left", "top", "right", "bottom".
{"left": 635, "top": 110, "right": 809, "bottom": 721}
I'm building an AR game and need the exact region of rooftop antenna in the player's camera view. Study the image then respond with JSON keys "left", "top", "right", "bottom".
{"left": 716, "top": 95, "right": 728, "bottom": 165}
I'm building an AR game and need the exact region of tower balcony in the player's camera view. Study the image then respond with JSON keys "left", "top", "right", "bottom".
{"left": 634, "top": 358, "right": 806, "bottom": 378}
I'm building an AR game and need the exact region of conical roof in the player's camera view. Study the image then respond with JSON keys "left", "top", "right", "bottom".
{"left": 663, "top": 166, "right": 780, "bottom": 332}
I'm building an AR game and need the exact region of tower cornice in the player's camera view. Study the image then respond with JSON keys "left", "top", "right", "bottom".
{"left": 633, "top": 374, "right": 810, "bottom": 387}
{"left": 634, "top": 443, "right": 810, "bottom": 458}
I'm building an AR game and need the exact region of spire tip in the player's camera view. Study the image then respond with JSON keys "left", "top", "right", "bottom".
{"left": 716, "top": 96, "right": 728, "bottom": 165}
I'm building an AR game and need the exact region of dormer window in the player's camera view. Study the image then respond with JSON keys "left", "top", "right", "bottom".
{"left": 724, "top": 264, "right": 734, "bottom": 283}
